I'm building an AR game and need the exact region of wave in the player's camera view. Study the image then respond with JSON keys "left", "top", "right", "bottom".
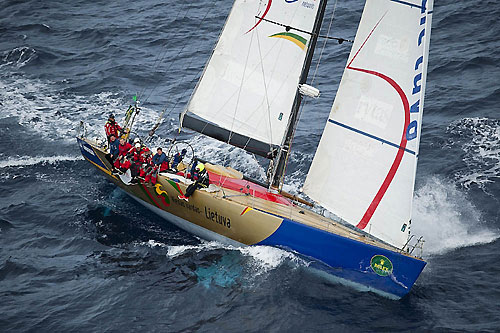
{"left": 446, "top": 117, "right": 500, "bottom": 189}
{"left": 0, "top": 76, "right": 162, "bottom": 143}
{"left": 146, "top": 239, "right": 307, "bottom": 275}
{"left": 0, "top": 47, "right": 37, "bottom": 69}
{"left": 411, "top": 176, "right": 499, "bottom": 256}
{"left": 0, "top": 155, "right": 82, "bottom": 168}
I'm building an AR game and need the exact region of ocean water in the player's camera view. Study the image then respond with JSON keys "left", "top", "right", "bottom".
{"left": 1, "top": 0, "right": 499, "bottom": 331}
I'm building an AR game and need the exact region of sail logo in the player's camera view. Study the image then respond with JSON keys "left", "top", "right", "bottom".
{"left": 302, "top": 1, "right": 315, "bottom": 9}
{"left": 370, "top": 255, "right": 393, "bottom": 276}
{"left": 406, "top": 0, "right": 428, "bottom": 141}
{"left": 269, "top": 32, "right": 307, "bottom": 51}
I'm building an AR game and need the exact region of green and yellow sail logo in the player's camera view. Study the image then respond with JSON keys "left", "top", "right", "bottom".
{"left": 370, "top": 255, "right": 393, "bottom": 276}
{"left": 269, "top": 32, "right": 307, "bottom": 51}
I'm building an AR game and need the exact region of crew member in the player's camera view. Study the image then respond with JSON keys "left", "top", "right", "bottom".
{"left": 104, "top": 114, "right": 122, "bottom": 142}
{"left": 152, "top": 148, "right": 169, "bottom": 173}
{"left": 187, "top": 157, "right": 198, "bottom": 179}
{"left": 105, "top": 134, "right": 120, "bottom": 167}
{"left": 140, "top": 151, "right": 154, "bottom": 182}
{"left": 130, "top": 140, "right": 143, "bottom": 179}
{"left": 114, "top": 137, "right": 133, "bottom": 171}
{"left": 179, "top": 162, "right": 209, "bottom": 200}
{"left": 171, "top": 148, "right": 187, "bottom": 171}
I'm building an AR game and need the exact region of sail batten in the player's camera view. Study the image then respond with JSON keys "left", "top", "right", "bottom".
{"left": 303, "top": 0, "right": 434, "bottom": 249}
{"left": 182, "top": 0, "right": 322, "bottom": 157}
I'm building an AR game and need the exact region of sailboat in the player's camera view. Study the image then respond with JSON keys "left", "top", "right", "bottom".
{"left": 77, "top": 0, "right": 434, "bottom": 299}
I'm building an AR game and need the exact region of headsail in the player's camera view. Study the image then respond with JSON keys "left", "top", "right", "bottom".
{"left": 181, "top": 0, "right": 321, "bottom": 158}
{"left": 303, "top": 0, "right": 434, "bottom": 249}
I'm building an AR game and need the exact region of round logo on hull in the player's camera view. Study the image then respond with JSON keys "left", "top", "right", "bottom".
{"left": 370, "top": 255, "right": 393, "bottom": 276}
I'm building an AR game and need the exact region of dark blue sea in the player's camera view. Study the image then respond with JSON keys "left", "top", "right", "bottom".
{"left": 1, "top": 0, "right": 499, "bottom": 331}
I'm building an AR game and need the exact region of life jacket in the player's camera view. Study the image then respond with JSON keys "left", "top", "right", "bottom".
{"left": 137, "top": 147, "right": 150, "bottom": 163}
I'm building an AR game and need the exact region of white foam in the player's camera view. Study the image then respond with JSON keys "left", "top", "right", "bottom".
{"left": 281, "top": 151, "right": 314, "bottom": 195}
{"left": 164, "top": 240, "right": 226, "bottom": 257}
{"left": 154, "top": 237, "right": 306, "bottom": 274}
{"left": 411, "top": 176, "right": 499, "bottom": 256}
{"left": 447, "top": 117, "right": 500, "bottom": 189}
{"left": 0, "top": 76, "right": 161, "bottom": 143}
{"left": 238, "top": 245, "right": 307, "bottom": 274}
{"left": 0, "top": 47, "right": 37, "bottom": 69}
{"left": 0, "top": 155, "right": 82, "bottom": 168}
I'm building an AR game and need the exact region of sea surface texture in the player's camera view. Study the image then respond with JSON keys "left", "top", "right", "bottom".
{"left": 1, "top": 0, "right": 499, "bottom": 331}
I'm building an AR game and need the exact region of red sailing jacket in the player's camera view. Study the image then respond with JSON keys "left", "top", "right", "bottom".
{"left": 135, "top": 147, "right": 150, "bottom": 163}
{"left": 105, "top": 121, "right": 122, "bottom": 138}
{"left": 118, "top": 142, "right": 133, "bottom": 157}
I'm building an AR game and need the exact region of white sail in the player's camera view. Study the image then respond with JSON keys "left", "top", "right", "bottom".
{"left": 303, "top": 0, "right": 434, "bottom": 248}
{"left": 182, "top": 0, "right": 321, "bottom": 157}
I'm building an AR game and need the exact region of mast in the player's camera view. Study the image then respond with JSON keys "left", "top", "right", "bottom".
{"left": 270, "top": 0, "right": 329, "bottom": 188}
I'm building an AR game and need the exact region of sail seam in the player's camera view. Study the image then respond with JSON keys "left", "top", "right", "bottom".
{"left": 327, "top": 119, "right": 416, "bottom": 155}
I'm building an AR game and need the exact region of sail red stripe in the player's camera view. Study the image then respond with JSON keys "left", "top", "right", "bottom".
{"left": 346, "top": 67, "right": 410, "bottom": 230}
{"left": 245, "top": 0, "right": 272, "bottom": 34}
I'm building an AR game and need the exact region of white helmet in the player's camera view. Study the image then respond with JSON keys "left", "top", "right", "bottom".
{"left": 134, "top": 137, "right": 141, "bottom": 144}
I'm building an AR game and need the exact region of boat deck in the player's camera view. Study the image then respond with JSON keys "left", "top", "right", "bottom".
{"left": 202, "top": 172, "right": 406, "bottom": 255}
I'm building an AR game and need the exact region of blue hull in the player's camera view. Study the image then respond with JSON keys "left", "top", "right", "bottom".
{"left": 258, "top": 217, "right": 426, "bottom": 298}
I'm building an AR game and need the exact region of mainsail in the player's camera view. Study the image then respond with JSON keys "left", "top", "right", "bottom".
{"left": 181, "top": 0, "right": 321, "bottom": 158}
{"left": 303, "top": 0, "right": 434, "bottom": 248}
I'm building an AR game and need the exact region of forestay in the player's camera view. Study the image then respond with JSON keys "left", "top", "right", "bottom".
{"left": 181, "top": 0, "right": 320, "bottom": 158}
{"left": 303, "top": 0, "right": 433, "bottom": 248}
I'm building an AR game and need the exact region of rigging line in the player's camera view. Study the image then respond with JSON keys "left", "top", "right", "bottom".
{"left": 225, "top": 21, "right": 256, "bottom": 164}
{"left": 255, "top": 15, "right": 352, "bottom": 43}
{"left": 225, "top": 0, "right": 271, "bottom": 154}
{"left": 279, "top": 1, "right": 338, "bottom": 188}
{"left": 311, "top": 0, "right": 338, "bottom": 84}
{"left": 255, "top": 27, "right": 274, "bottom": 152}
{"left": 231, "top": 23, "right": 281, "bottom": 189}
{"left": 226, "top": 0, "right": 303, "bottom": 160}
{"left": 255, "top": 0, "right": 301, "bottom": 153}
{"left": 137, "top": 2, "right": 192, "bottom": 101}
{"left": 279, "top": 97, "right": 308, "bottom": 189}
{"left": 142, "top": 0, "right": 221, "bottom": 105}
{"left": 147, "top": 0, "right": 223, "bottom": 141}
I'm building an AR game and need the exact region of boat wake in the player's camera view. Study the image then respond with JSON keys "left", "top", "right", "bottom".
{"left": 146, "top": 239, "right": 307, "bottom": 277}
{"left": 412, "top": 176, "right": 499, "bottom": 256}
